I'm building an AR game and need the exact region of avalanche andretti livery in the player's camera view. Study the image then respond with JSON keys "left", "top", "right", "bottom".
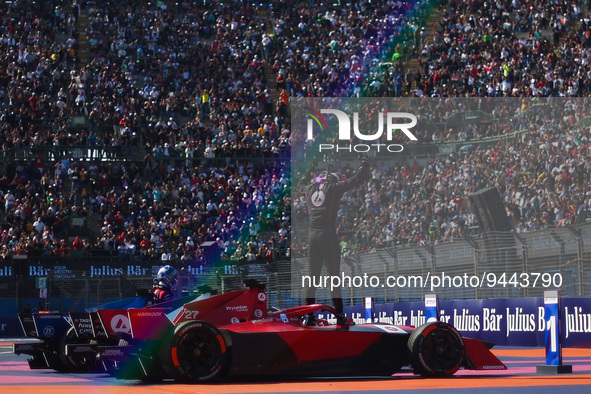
{"left": 13, "top": 292, "right": 199, "bottom": 373}
{"left": 15, "top": 281, "right": 506, "bottom": 381}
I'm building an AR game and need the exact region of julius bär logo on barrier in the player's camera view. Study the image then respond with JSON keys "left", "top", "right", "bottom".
{"left": 303, "top": 107, "right": 418, "bottom": 153}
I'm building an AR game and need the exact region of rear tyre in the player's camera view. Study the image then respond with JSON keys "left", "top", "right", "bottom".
{"left": 408, "top": 321, "right": 464, "bottom": 377}
{"left": 161, "top": 320, "right": 229, "bottom": 382}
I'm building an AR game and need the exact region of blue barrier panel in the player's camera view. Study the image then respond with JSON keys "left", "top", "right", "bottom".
{"left": 0, "top": 317, "right": 24, "bottom": 338}
{"left": 346, "top": 297, "right": 591, "bottom": 348}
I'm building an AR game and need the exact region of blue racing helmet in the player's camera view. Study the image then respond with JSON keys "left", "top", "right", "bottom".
{"left": 313, "top": 171, "right": 346, "bottom": 184}
{"left": 156, "top": 265, "right": 179, "bottom": 291}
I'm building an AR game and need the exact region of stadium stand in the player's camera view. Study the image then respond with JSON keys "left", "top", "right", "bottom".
{"left": 0, "top": 0, "right": 589, "bottom": 265}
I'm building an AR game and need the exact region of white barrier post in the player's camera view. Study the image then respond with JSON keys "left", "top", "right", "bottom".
{"left": 364, "top": 297, "right": 374, "bottom": 323}
{"left": 425, "top": 293, "right": 439, "bottom": 323}
{"left": 536, "top": 290, "right": 572, "bottom": 374}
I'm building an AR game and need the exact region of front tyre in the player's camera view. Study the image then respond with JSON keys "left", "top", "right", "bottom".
{"left": 161, "top": 320, "right": 229, "bottom": 382}
{"left": 408, "top": 321, "right": 464, "bottom": 377}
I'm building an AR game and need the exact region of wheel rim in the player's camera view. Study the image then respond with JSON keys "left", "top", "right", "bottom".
{"left": 177, "top": 329, "right": 222, "bottom": 379}
{"left": 61, "top": 328, "right": 95, "bottom": 371}
{"left": 420, "top": 328, "right": 462, "bottom": 373}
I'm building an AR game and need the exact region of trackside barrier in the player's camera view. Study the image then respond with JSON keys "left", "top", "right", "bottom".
{"left": 340, "top": 296, "right": 591, "bottom": 348}
{"left": 536, "top": 291, "right": 573, "bottom": 374}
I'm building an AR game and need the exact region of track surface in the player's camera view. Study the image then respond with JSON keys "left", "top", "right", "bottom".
{"left": 1, "top": 341, "right": 590, "bottom": 394}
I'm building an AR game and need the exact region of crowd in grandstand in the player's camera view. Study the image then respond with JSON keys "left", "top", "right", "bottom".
{"left": 0, "top": 0, "right": 590, "bottom": 265}
{"left": 405, "top": 0, "right": 589, "bottom": 98}
{"left": 322, "top": 111, "right": 591, "bottom": 249}
{"left": 0, "top": 0, "right": 291, "bottom": 264}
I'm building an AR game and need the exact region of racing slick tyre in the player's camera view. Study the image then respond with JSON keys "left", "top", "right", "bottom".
{"left": 408, "top": 321, "right": 464, "bottom": 377}
{"left": 161, "top": 320, "right": 230, "bottom": 382}
{"left": 59, "top": 327, "right": 97, "bottom": 372}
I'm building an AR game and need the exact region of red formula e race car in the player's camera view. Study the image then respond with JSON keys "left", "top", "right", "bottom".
{"left": 96, "top": 281, "right": 506, "bottom": 382}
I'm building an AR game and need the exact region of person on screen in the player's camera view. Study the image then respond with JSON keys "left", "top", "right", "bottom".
{"left": 297, "top": 155, "right": 369, "bottom": 326}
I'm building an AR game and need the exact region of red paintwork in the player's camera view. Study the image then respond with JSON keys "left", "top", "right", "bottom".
{"left": 128, "top": 309, "right": 172, "bottom": 340}
{"left": 121, "top": 285, "right": 507, "bottom": 376}
{"left": 271, "top": 304, "right": 337, "bottom": 318}
{"left": 224, "top": 320, "right": 400, "bottom": 362}
{"left": 276, "top": 329, "right": 382, "bottom": 361}
{"left": 171, "top": 287, "right": 268, "bottom": 326}
{"left": 97, "top": 309, "right": 132, "bottom": 337}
